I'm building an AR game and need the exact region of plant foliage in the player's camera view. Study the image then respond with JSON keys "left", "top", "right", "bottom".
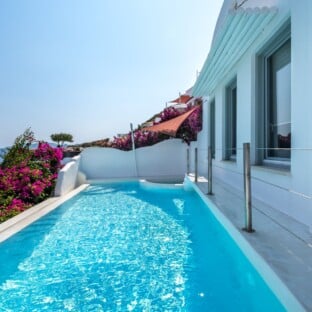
{"left": 50, "top": 133, "right": 73, "bottom": 146}
{"left": 111, "top": 104, "right": 202, "bottom": 150}
{"left": 0, "top": 129, "right": 63, "bottom": 223}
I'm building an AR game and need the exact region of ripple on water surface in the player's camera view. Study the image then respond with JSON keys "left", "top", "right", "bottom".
{"left": 0, "top": 184, "right": 193, "bottom": 311}
{"left": 0, "top": 183, "right": 286, "bottom": 311}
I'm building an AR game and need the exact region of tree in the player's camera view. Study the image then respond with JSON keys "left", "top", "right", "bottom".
{"left": 1, "top": 128, "right": 35, "bottom": 168}
{"left": 50, "top": 133, "right": 73, "bottom": 146}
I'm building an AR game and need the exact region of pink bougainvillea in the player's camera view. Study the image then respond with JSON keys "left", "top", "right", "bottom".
{"left": 159, "top": 106, "right": 181, "bottom": 122}
{"left": 6, "top": 198, "right": 28, "bottom": 212}
{"left": 111, "top": 104, "right": 202, "bottom": 150}
{"left": 0, "top": 130, "right": 63, "bottom": 223}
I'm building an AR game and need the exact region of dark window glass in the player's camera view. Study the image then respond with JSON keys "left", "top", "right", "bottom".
{"left": 210, "top": 100, "right": 215, "bottom": 159}
{"left": 266, "top": 39, "right": 291, "bottom": 159}
{"left": 225, "top": 80, "right": 237, "bottom": 159}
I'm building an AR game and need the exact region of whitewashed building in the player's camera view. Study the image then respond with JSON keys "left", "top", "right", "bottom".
{"left": 191, "top": 0, "right": 312, "bottom": 231}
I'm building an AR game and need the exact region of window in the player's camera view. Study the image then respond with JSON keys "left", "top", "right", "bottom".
{"left": 225, "top": 79, "right": 237, "bottom": 160}
{"left": 266, "top": 39, "right": 291, "bottom": 159}
{"left": 257, "top": 23, "right": 291, "bottom": 164}
{"left": 209, "top": 99, "right": 215, "bottom": 159}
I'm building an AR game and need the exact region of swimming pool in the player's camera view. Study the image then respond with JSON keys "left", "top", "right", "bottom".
{"left": 0, "top": 181, "right": 298, "bottom": 311}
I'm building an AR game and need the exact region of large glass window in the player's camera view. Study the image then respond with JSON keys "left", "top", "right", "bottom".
{"left": 225, "top": 79, "right": 237, "bottom": 160}
{"left": 257, "top": 22, "right": 291, "bottom": 166}
{"left": 265, "top": 39, "right": 291, "bottom": 159}
{"left": 209, "top": 99, "right": 215, "bottom": 159}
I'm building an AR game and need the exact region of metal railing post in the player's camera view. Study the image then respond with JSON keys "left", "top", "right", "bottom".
{"left": 130, "top": 123, "right": 138, "bottom": 177}
{"left": 243, "top": 142, "right": 254, "bottom": 232}
{"left": 195, "top": 147, "right": 198, "bottom": 182}
{"left": 187, "top": 148, "right": 190, "bottom": 175}
{"left": 207, "top": 146, "right": 213, "bottom": 195}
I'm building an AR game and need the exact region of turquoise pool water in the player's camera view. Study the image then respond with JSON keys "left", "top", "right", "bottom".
{"left": 0, "top": 182, "right": 286, "bottom": 311}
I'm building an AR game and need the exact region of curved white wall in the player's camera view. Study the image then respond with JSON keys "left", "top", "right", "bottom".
{"left": 79, "top": 147, "right": 136, "bottom": 179}
{"left": 79, "top": 139, "right": 188, "bottom": 181}
{"left": 55, "top": 156, "right": 80, "bottom": 196}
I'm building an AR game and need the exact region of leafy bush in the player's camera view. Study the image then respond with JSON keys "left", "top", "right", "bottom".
{"left": 111, "top": 130, "right": 164, "bottom": 151}
{"left": 0, "top": 130, "right": 63, "bottom": 223}
{"left": 111, "top": 104, "right": 202, "bottom": 150}
{"left": 1, "top": 128, "right": 34, "bottom": 168}
{"left": 159, "top": 106, "right": 181, "bottom": 121}
{"left": 176, "top": 105, "right": 202, "bottom": 144}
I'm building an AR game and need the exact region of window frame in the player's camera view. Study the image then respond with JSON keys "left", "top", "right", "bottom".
{"left": 209, "top": 98, "right": 216, "bottom": 159}
{"left": 225, "top": 78, "right": 237, "bottom": 161}
{"left": 256, "top": 21, "right": 291, "bottom": 167}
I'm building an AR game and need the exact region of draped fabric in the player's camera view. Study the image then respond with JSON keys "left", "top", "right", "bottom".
{"left": 142, "top": 106, "right": 198, "bottom": 137}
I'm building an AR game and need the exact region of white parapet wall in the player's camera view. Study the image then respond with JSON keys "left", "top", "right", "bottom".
{"left": 54, "top": 155, "right": 81, "bottom": 196}
{"left": 79, "top": 139, "right": 188, "bottom": 181}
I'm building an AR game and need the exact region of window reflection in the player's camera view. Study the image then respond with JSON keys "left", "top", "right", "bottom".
{"left": 266, "top": 40, "right": 291, "bottom": 159}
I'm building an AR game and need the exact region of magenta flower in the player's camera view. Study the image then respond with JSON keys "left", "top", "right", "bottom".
{"left": 0, "top": 138, "right": 63, "bottom": 222}
{"left": 7, "top": 199, "right": 26, "bottom": 212}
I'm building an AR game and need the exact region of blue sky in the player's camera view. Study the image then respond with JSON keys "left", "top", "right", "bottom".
{"left": 0, "top": 0, "right": 223, "bottom": 147}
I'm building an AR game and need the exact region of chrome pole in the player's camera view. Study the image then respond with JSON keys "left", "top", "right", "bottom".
{"left": 187, "top": 148, "right": 190, "bottom": 175}
{"left": 195, "top": 147, "right": 198, "bottom": 183}
{"left": 208, "top": 146, "right": 213, "bottom": 195}
{"left": 243, "top": 142, "right": 254, "bottom": 232}
{"left": 130, "top": 123, "right": 138, "bottom": 177}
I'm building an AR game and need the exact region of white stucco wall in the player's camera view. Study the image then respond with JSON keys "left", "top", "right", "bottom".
{"left": 135, "top": 139, "right": 187, "bottom": 180}
{"left": 54, "top": 156, "right": 80, "bottom": 196}
{"left": 192, "top": 1, "right": 312, "bottom": 231}
{"left": 79, "top": 147, "right": 136, "bottom": 179}
{"left": 291, "top": 0, "right": 312, "bottom": 200}
{"left": 79, "top": 139, "right": 188, "bottom": 181}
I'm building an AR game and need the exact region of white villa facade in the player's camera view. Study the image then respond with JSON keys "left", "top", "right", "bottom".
{"left": 191, "top": 0, "right": 312, "bottom": 231}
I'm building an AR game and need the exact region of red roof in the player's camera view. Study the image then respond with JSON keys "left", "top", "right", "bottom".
{"left": 169, "top": 94, "right": 193, "bottom": 104}
{"left": 142, "top": 106, "right": 198, "bottom": 137}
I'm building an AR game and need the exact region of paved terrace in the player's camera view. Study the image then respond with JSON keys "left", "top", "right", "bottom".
{"left": 188, "top": 174, "right": 312, "bottom": 311}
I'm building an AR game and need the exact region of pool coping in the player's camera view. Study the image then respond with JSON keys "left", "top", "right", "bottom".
{"left": 185, "top": 176, "right": 305, "bottom": 312}
{"left": 0, "top": 184, "right": 89, "bottom": 243}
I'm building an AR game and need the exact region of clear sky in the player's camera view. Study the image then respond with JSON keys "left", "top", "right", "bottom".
{"left": 0, "top": 0, "right": 223, "bottom": 147}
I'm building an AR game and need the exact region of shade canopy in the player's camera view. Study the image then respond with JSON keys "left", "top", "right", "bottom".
{"left": 192, "top": 7, "right": 278, "bottom": 96}
{"left": 142, "top": 106, "right": 198, "bottom": 137}
{"left": 170, "top": 94, "right": 193, "bottom": 104}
